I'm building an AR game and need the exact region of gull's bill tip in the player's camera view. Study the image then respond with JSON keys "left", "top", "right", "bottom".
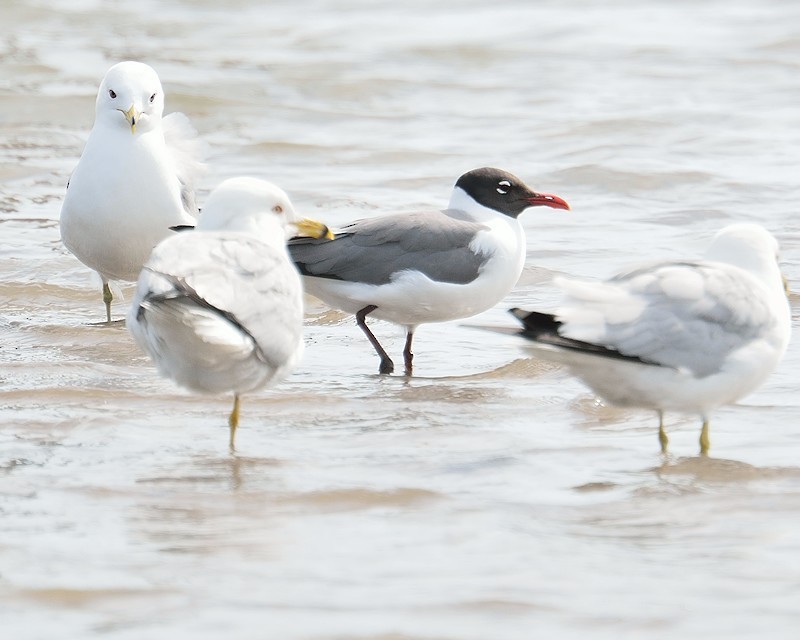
{"left": 294, "top": 218, "right": 334, "bottom": 240}
{"left": 527, "top": 192, "right": 570, "bottom": 211}
{"left": 122, "top": 104, "right": 139, "bottom": 134}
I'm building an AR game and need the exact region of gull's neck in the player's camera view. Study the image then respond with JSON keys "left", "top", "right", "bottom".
{"left": 447, "top": 186, "right": 506, "bottom": 223}
{"left": 705, "top": 244, "right": 784, "bottom": 298}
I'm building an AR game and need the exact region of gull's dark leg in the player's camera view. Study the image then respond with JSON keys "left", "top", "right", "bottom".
{"left": 403, "top": 330, "right": 414, "bottom": 376}
{"left": 356, "top": 305, "right": 394, "bottom": 374}
{"left": 102, "top": 281, "right": 113, "bottom": 323}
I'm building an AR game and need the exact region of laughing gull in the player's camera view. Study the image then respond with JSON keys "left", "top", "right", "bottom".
{"left": 506, "top": 223, "right": 790, "bottom": 456}
{"left": 128, "top": 177, "right": 333, "bottom": 451}
{"left": 60, "top": 61, "right": 205, "bottom": 322}
{"left": 289, "top": 167, "right": 569, "bottom": 375}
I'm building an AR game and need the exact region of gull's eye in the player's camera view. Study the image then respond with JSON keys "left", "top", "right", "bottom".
{"left": 149, "top": 92, "right": 157, "bottom": 103}
{"left": 108, "top": 89, "right": 117, "bottom": 99}
{"left": 272, "top": 205, "right": 284, "bottom": 214}
{"left": 496, "top": 179, "right": 511, "bottom": 195}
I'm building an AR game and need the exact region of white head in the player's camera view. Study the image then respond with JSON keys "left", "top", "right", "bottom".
{"left": 95, "top": 61, "right": 165, "bottom": 135}
{"left": 705, "top": 223, "right": 785, "bottom": 293}
{"left": 196, "top": 177, "right": 301, "bottom": 249}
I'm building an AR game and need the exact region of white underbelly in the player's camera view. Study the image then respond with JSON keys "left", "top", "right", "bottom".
{"left": 304, "top": 256, "right": 524, "bottom": 328}
{"left": 60, "top": 136, "right": 193, "bottom": 281}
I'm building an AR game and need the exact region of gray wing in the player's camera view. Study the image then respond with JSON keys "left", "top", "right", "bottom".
{"left": 555, "top": 261, "right": 777, "bottom": 377}
{"left": 288, "top": 211, "right": 489, "bottom": 285}
{"left": 138, "top": 233, "right": 303, "bottom": 367}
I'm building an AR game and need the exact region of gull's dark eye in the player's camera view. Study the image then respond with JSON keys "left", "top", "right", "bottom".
{"left": 272, "top": 205, "right": 284, "bottom": 214}
{"left": 108, "top": 89, "right": 117, "bottom": 99}
{"left": 149, "top": 93, "right": 156, "bottom": 103}
{"left": 496, "top": 179, "right": 511, "bottom": 195}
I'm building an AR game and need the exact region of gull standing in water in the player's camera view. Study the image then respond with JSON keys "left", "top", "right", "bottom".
{"left": 60, "top": 61, "right": 205, "bottom": 322}
{"left": 289, "top": 167, "right": 569, "bottom": 375}
{"left": 506, "top": 223, "right": 791, "bottom": 455}
{"left": 127, "top": 177, "right": 333, "bottom": 451}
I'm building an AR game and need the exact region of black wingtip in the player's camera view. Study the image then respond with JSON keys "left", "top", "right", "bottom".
{"left": 509, "top": 308, "right": 562, "bottom": 337}
{"left": 509, "top": 308, "right": 658, "bottom": 367}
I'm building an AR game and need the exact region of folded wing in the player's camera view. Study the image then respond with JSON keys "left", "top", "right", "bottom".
{"left": 137, "top": 233, "right": 303, "bottom": 370}
{"left": 527, "top": 261, "right": 776, "bottom": 377}
{"left": 288, "top": 211, "right": 490, "bottom": 285}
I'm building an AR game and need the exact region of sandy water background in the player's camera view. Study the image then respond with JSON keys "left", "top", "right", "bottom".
{"left": 2, "top": 1, "right": 800, "bottom": 638}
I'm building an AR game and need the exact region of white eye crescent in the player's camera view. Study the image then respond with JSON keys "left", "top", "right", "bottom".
{"left": 496, "top": 179, "right": 511, "bottom": 195}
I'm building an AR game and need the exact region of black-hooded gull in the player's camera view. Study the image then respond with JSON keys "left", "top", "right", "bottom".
{"left": 289, "top": 167, "right": 569, "bottom": 375}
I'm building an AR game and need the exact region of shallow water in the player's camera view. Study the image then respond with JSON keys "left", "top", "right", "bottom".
{"left": 3, "top": 1, "right": 800, "bottom": 638}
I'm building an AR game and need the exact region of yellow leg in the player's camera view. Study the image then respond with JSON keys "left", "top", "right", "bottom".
{"left": 658, "top": 411, "right": 669, "bottom": 454}
{"left": 102, "top": 282, "right": 113, "bottom": 323}
{"left": 228, "top": 393, "right": 241, "bottom": 452}
{"left": 699, "top": 419, "right": 710, "bottom": 456}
